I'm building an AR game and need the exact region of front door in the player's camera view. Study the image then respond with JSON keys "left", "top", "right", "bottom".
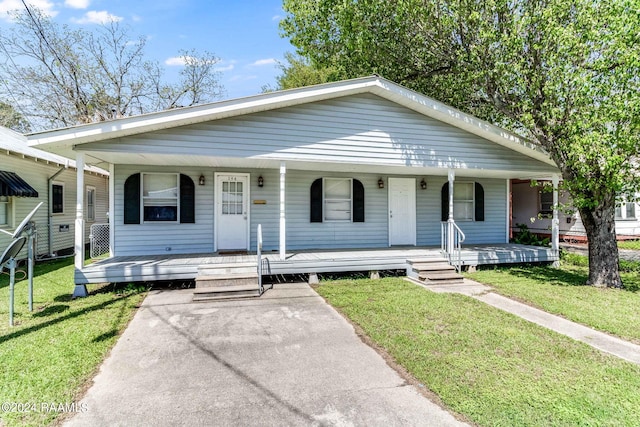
{"left": 388, "top": 178, "right": 416, "bottom": 245}
{"left": 215, "top": 173, "right": 249, "bottom": 251}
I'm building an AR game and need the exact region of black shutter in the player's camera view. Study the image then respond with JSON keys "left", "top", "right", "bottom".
{"left": 180, "top": 174, "right": 195, "bottom": 223}
{"left": 353, "top": 179, "right": 365, "bottom": 222}
{"left": 310, "top": 178, "right": 323, "bottom": 222}
{"left": 475, "top": 182, "right": 485, "bottom": 221}
{"left": 441, "top": 183, "right": 449, "bottom": 221}
{"left": 124, "top": 173, "right": 140, "bottom": 224}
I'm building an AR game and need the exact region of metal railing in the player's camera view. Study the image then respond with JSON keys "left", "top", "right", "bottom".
{"left": 256, "top": 224, "right": 272, "bottom": 295}
{"left": 441, "top": 220, "right": 466, "bottom": 272}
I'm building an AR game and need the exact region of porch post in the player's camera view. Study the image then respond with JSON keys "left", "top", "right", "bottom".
{"left": 109, "top": 163, "right": 115, "bottom": 257}
{"left": 551, "top": 174, "right": 560, "bottom": 266}
{"left": 447, "top": 169, "right": 455, "bottom": 256}
{"left": 279, "top": 162, "right": 286, "bottom": 261}
{"left": 73, "top": 152, "right": 88, "bottom": 297}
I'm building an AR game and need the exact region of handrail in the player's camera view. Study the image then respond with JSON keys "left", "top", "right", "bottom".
{"left": 441, "top": 220, "right": 465, "bottom": 272}
{"left": 257, "top": 224, "right": 263, "bottom": 294}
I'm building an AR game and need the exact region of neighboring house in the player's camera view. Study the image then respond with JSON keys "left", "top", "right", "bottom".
{"left": 27, "top": 76, "right": 562, "bottom": 288}
{"left": 512, "top": 179, "right": 640, "bottom": 241}
{"left": 0, "top": 126, "right": 109, "bottom": 259}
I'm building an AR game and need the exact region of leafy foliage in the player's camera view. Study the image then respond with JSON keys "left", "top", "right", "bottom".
{"left": 263, "top": 52, "right": 345, "bottom": 92}
{"left": 0, "top": 7, "right": 223, "bottom": 130}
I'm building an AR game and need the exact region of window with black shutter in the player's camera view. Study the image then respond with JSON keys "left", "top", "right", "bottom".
{"left": 124, "top": 173, "right": 195, "bottom": 224}
{"left": 441, "top": 182, "right": 484, "bottom": 222}
{"left": 310, "top": 178, "right": 365, "bottom": 223}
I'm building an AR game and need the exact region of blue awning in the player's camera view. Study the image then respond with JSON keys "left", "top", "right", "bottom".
{"left": 0, "top": 171, "right": 38, "bottom": 197}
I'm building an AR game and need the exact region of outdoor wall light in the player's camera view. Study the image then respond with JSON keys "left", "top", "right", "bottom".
{"left": 378, "top": 178, "right": 384, "bottom": 189}
{"left": 258, "top": 176, "right": 264, "bottom": 187}
{"left": 420, "top": 178, "right": 427, "bottom": 190}
{"left": 199, "top": 175, "right": 205, "bottom": 186}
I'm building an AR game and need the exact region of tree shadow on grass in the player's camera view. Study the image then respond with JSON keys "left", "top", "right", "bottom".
{"left": 494, "top": 265, "right": 589, "bottom": 287}
{"left": 0, "top": 294, "right": 136, "bottom": 345}
{"left": 33, "top": 304, "right": 70, "bottom": 317}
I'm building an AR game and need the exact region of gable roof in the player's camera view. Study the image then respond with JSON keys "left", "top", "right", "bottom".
{"left": 1, "top": 126, "right": 108, "bottom": 175}
{"left": 26, "top": 76, "right": 556, "bottom": 168}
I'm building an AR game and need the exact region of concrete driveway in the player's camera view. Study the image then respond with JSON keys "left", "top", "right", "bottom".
{"left": 65, "top": 283, "right": 467, "bottom": 426}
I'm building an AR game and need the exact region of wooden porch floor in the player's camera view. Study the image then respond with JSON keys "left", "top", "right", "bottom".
{"left": 76, "top": 244, "right": 557, "bottom": 285}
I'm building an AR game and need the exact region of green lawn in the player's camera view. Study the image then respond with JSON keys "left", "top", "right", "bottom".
{"left": 0, "top": 257, "right": 145, "bottom": 427}
{"left": 466, "top": 254, "right": 640, "bottom": 344}
{"left": 316, "top": 277, "right": 640, "bottom": 426}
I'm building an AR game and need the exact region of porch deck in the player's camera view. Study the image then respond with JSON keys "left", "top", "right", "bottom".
{"left": 76, "top": 244, "right": 557, "bottom": 285}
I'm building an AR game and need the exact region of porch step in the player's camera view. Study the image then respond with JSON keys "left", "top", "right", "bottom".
{"left": 196, "top": 273, "right": 259, "bottom": 288}
{"left": 198, "top": 262, "right": 258, "bottom": 276}
{"left": 193, "top": 285, "right": 261, "bottom": 301}
{"left": 194, "top": 261, "right": 264, "bottom": 300}
{"left": 407, "top": 257, "right": 464, "bottom": 285}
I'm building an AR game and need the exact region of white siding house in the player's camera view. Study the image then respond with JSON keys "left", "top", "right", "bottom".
{"left": 512, "top": 180, "right": 640, "bottom": 241}
{"left": 0, "top": 126, "right": 109, "bottom": 259}
{"left": 26, "top": 76, "right": 561, "bottom": 286}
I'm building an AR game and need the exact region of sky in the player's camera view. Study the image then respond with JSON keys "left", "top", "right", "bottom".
{"left": 0, "top": 0, "right": 296, "bottom": 100}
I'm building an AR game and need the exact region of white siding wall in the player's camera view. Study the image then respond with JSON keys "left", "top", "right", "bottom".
{"left": 113, "top": 165, "right": 215, "bottom": 256}
{"left": 113, "top": 166, "right": 508, "bottom": 256}
{"left": 0, "top": 152, "right": 108, "bottom": 259}
{"left": 87, "top": 94, "right": 558, "bottom": 175}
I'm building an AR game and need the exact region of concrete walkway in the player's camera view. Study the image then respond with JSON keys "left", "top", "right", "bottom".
{"left": 65, "top": 283, "right": 468, "bottom": 427}
{"left": 427, "top": 280, "right": 640, "bottom": 365}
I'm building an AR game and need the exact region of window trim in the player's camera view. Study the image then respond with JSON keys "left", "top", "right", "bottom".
{"left": 453, "top": 182, "right": 475, "bottom": 222}
{"left": 86, "top": 186, "right": 96, "bottom": 222}
{"left": 616, "top": 201, "right": 637, "bottom": 221}
{"left": 141, "top": 173, "right": 180, "bottom": 223}
{"left": 52, "top": 181, "right": 65, "bottom": 215}
{"left": 323, "top": 177, "right": 353, "bottom": 222}
{"left": 0, "top": 195, "right": 12, "bottom": 228}
{"left": 539, "top": 189, "right": 554, "bottom": 217}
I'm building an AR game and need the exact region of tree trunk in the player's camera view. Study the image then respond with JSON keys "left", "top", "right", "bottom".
{"left": 577, "top": 197, "right": 622, "bottom": 288}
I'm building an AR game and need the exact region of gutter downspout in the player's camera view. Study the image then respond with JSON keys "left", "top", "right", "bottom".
{"left": 48, "top": 160, "right": 69, "bottom": 256}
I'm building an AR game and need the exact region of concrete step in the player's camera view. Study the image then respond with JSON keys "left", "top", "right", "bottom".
{"left": 193, "top": 285, "right": 261, "bottom": 301}
{"left": 406, "top": 257, "right": 449, "bottom": 265}
{"left": 411, "top": 262, "right": 456, "bottom": 272}
{"left": 195, "top": 272, "right": 258, "bottom": 288}
{"left": 418, "top": 272, "right": 465, "bottom": 285}
{"left": 408, "top": 256, "right": 464, "bottom": 285}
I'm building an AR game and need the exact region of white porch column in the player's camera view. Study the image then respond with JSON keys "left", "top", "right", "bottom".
{"left": 447, "top": 169, "right": 455, "bottom": 255}
{"left": 279, "top": 162, "right": 286, "bottom": 261}
{"left": 73, "top": 152, "right": 88, "bottom": 297}
{"left": 108, "top": 163, "right": 115, "bottom": 257}
{"left": 551, "top": 174, "right": 560, "bottom": 266}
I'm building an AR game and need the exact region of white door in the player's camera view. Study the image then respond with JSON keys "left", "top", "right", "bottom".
{"left": 215, "top": 173, "right": 249, "bottom": 250}
{"left": 389, "top": 178, "right": 416, "bottom": 246}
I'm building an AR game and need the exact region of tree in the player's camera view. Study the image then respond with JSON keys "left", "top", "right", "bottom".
{"left": 263, "top": 52, "right": 345, "bottom": 92}
{"left": 0, "top": 7, "right": 223, "bottom": 130}
{"left": 0, "top": 101, "right": 30, "bottom": 132}
{"left": 281, "top": 0, "right": 640, "bottom": 287}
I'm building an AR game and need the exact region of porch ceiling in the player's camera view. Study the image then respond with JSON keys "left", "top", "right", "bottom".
{"left": 82, "top": 150, "right": 556, "bottom": 180}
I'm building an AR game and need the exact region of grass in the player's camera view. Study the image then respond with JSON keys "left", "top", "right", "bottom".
{"left": 0, "top": 257, "right": 145, "bottom": 427}
{"left": 316, "top": 277, "right": 640, "bottom": 426}
{"left": 466, "top": 253, "right": 640, "bottom": 344}
{"left": 618, "top": 240, "right": 640, "bottom": 250}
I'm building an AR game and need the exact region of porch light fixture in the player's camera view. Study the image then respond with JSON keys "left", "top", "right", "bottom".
{"left": 199, "top": 175, "right": 205, "bottom": 186}
{"left": 420, "top": 178, "right": 427, "bottom": 190}
{"left": 258, "top": 176, "right": 264, "bottom": 187}
{"left": 378, "top": 178, "right": 384, "bottom": 189}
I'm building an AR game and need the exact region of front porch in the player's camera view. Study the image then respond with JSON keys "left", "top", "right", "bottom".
{"left": 76, "top": 244, "right": 557, "bottom": 285}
